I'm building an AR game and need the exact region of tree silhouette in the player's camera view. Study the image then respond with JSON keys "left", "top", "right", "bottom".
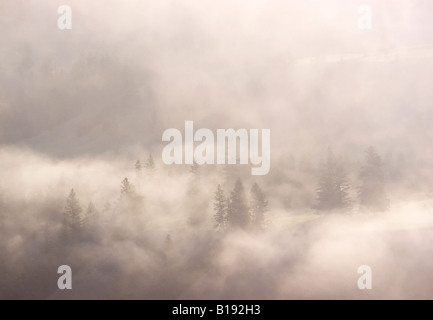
{"left": 334, "top": 163, "right": 352, "bottom": 210}
{"left": 119, "top": 177, "right": 144, "bottom": 215}
{"left": 250, "top": 183, "right": 268, "bottom": 229}
{"left": 83, "top": 201, "right": 99, "bottom": 231}
{"left": 315, "top": 149, "right": 352, "bottom": 211}
{"left": 214, "top": 184, "right": 227, "bottom": 231}
{"left": 63, "top": 189, "right": 83, "bottom": 240}
{"left": 227, "top": 179, "right": 250, "bottom": 229}
{"left": 135, "top": 160, "right": 142, "bottom": 170}
{"left": 359, "top": 147, "right": 389, "bottom": 212}
{"left": 225, "top": 197, "right": 231, "bottom": 227}
{"left": 120, "top": 177, "right": 134, "bottom": 197}
{"left": 145, "top": 154, "right": 155, "bottom": 170}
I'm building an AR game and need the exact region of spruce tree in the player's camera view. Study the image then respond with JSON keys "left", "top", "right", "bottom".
{"left": 250, "top": 183, "right": 268, "bottom": 229}
{"left": 120, "top": 177, "right": 134, "bottom": 197}
{"left": 135, "top": 160, "right": 142, "bottom": 171}
{"left": 63, "top": 189, "right": 83, "bottom": 239}
{"left": 315, "top": 149, "right": 352, "bottom": 211}
{"left": 316, "top": 150, "right": 337, "bottom": 210}
{"left": 145, "top": 154, "right": 155, "bottom": 170}
{"left": 214, "top": 184, "right": 227, "bottom": 231}
{"left": 334, "top": 163, "right": 352, "bottom": 210}
{"left": 227, "top": 179, "right": 250, "bottom": 229}
{"left": 83, "top": 201, "right": 99, "bottom": 230}
{"left": 225, "top": 197, "right": 231, "bottom": 227}
{"left": 119, "top": 177, "right": 144, "bottom": 214}
{"left": 359, "top": 147, "right": 389, "bottom": 212}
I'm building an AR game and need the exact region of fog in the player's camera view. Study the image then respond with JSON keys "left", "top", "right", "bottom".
{"left": 1, "top": 0, "right": 433, "bottom": 299}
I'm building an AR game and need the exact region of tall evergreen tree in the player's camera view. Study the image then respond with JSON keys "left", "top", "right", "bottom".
{"left": 250, "top": 183, "right": 268, "bottom": 229}
{"left": 120, "top": 177, "right": 134, "bottom": 197}
{"left": 334, "top": 163, "right": 352, "bottom": 210}
{"left": 83, "top": 201, "right": 99, "bottom": 230}
{"left": 63, "top": 189, "right": 83, "bottom": 239}
{"left": 315, "top": 149, "right": 352, "bottom": 211}
{"left": 225, "top": 197, "right": 231, "bottom": 227}
{"left": 359, "top": 147, "right": 389, "bottom": 212}
{"left": 119, "top": 177, "right": 144, "bottom": 214}
{"left": 227, "top": 179, "right": 250, "bottom": 229}
{"left": 214, "top": 184, "right": 227, "bottom": 231}
{"left": 145, "top": 154, "right": 155, "bottom": 170}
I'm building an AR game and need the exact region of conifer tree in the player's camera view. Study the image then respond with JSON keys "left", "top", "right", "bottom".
{"left": 145, "top": 154, "right": 155, "bottom": 170}
{"left": 334, "top": 163, "right": 352, "bottom": 210}
{"left": 359, "top": 147, "right": 389, "bottom": 212}
{"left": 83, "top": 201, "right": 99, "bottom": 230}
{"left": 315, "top": 149, "right": 352, "bottom": 211}
{"left": 63, "top": 189, "right": 83, "bottom": 239}
{"left": 250, "top": 183, "right": 268, "bottom": 229}
{"left": 227, "top": 179, "right": 250, "bottom": 229}
{"left": 120, "top": 177, "right": 134, "bottom": 197}
{"left": 214, "top": 184, "right": 227, "bottom": 231}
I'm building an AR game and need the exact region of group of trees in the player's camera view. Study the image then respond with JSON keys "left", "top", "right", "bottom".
{"left": 62, "top": 154, "right": 159, "bottom": 242}
{"left": 315, "top": 147, "right": 389, "bottom": 212}
{"left": 214, "top": 179, "right": 268, "bottom": 231}
{"left": 135, "top": 155, "right": 155, "bottom": 177}
{"left": 62, "top": 155, "right": 154, "bottom": 243}
{"left": 63, "top": 189, "right": 98, "bottom": 241}
{"left": 62, "top": 146, "right": 388, "bottom": 240}
{"left": 63, "top": 176, "right": 141, "bottom": 242}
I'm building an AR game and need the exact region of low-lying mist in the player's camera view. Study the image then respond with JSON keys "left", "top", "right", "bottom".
{"left": 0, "top": 147, "right": 433, "bottom": 299}
{"left": 2, "top": 0, "right": 433, "bottom": 299}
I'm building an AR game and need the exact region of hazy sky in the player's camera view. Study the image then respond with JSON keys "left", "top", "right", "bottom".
{"left": 1, "top": 0, "right": 433, "bottom": 160}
